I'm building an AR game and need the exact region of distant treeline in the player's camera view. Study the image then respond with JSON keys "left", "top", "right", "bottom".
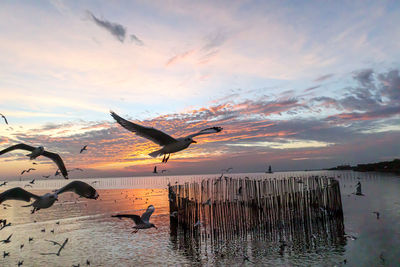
{"left": 328, "top": 159, "right": 400, "bottom": 174}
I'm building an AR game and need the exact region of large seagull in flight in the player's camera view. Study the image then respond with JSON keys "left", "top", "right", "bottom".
{"left": 110, "top": 111, "right": 223, "bottom": 162}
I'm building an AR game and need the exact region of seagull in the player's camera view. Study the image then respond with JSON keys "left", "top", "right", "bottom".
{"left": 0, "top": 181, "right": 99, "bottom": 213}
{"left": 29, "top": 179, "right": 35, "bottom": 184}
{"left": 1, "top": 234, "right": 12, "bottom": 243}
{"left": 42, "top": 175, "right": 50, "bottom": 179}
{"left": 80, "top": 145, "right": 88, "bottom": 153}
{"left": 0, "top": 181, "right": 7, "bottom": 187}
{"left": 21, "top": 168, "right": 35, "bottom": 175}
{"left": 372, "top": 211, "right": 380, "bottom": 220}
{"left": 3, "top": 251, "right": 9, "bottom": 258}
{"left": 40, "top": 238, "right": 68, "bottom": 256}
{"left": 0, "top": 144, "right": 68, "bottom": 179}
{"left": 0, "top": 113, "right": 8, "bottom": 125}
{"left": 110, "top": 111, "right": 223, "bottom": 163}
{"left": 18, "top": 260, "right": 23, "bottom": 266}
{"left": 112, "top": 205, "right": 157, "bottom": 233}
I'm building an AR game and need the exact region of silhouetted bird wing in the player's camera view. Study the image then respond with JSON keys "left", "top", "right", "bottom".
{"left": 186, "top": 127, "right": 223, "bottom": 139}
{"left": 112, "top": 214, "right": 143, "bottom": 225}
{"left": 0, "top": 143, "right": 36, "bottom": 155}
{"left": 45, "top": 239, "right": 62, "bottom": 246}
{"left": 0, "top": 187, "right": 39, "bottom": 204}
{"left": 55, "top": 181, "right": 98, "bottom": 199}
{"left": 41, "top": 151, "right": 68, "bottom": 179}
{"left": 141, "top": 205, "right": 155, "bottom": 223}
{"left": 0, "top": 114, "right": 8, "bottom": 124}
{"left": 110, "top": 111, "right": 177, "bottom": 146}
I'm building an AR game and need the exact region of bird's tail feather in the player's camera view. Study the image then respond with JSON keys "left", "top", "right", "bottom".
{"left": 21, "top": 203, "right": 33, "bottom": 207}
{"left": 148, "top": 149, "right": 163, "bottom": 158}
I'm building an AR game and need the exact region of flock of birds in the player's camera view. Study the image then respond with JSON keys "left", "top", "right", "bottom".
{"left": 0, "top": 111, "right": 223, "bottom": 265}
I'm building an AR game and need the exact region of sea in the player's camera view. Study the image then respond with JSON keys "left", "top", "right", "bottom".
{"left": 0, "top": 170, "right": 399, "bottom": 266}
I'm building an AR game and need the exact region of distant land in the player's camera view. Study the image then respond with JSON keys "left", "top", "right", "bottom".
{"left": 327, "top": 159, "right": 400, "bottom": 174}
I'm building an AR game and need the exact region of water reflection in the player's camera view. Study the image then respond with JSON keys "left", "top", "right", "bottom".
{"left": 0, "top": 171, "right": 399, "bottom": 266}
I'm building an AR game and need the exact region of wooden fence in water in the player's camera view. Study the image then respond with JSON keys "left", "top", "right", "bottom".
{"left": 168, "top": 176, "right": 344, "bottom": 241}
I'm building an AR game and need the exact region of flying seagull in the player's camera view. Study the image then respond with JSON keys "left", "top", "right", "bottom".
{"left": 0, "top": 181, "right": 99, "bottom": 213}
{"left": 40, "top": 238, "right": 68, "bottom": 256}
{"left": 21, "top": 168, "right": 35, "bottom": 175}
{"left": 0, "top": 113, "right": 8, "bottom": 125}
{"left": 110, "top": 111, "right": 222, "bottom": 163}
{"left": 112, "top": 205, "right": 157, "bottom": 233}
{"left": 0, "top": 144, "right": 68, "bottom": 179}
{"left": 1, "top": 234, "right": 12, "bottom": 243}
{"left": 80, "top": 145, "right": 88, "bottom": 153}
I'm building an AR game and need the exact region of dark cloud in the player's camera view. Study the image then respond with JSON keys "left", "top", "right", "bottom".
{"left": 353, "top": 69, "right": 374, "bottom": 87}
{"left": 87, "top": 10, "right": 126, "bottom": 42}
{"left": 314, "top": 74, "right": 334, "bottom": 82}
{"left": 378, "top": 69, "right": 400, "bottom": 103}
{"left": 130, "top": 34, "right": 144, "bottom": 46}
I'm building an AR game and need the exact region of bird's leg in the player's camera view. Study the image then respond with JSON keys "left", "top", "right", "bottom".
{"left": 162, "top": 154, "right": 166, "bottom": 163}
{"left": 165, "top": 154, "right": 170, "bottom": 163}
{"left": 131, "top": 228, "right": 139, "bottom": 234}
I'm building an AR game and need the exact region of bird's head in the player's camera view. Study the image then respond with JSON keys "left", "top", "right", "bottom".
{"left": 50, "top": 194, "right": 59, "bottom": 201}
{"left": 151, "top": 223, "right": 157, "bottom": 229}
{"left": 38, "top": 146, "right": 44, "bottom": 152}
{"left": 184, "top": 137, "right": 197, "bottom": 144}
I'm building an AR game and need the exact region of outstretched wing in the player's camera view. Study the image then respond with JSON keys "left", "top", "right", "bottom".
{"left": 186, "top": 127, "right": 223, "bottom": 139}
{"left": 42, "top": 151, "right": 68, "bottom": 179}
{"left": 0, "top": 143, "right": 36, "bottom": 156}
{"left": 56, "top": 181, "right": 99, "bottom": 199}
{"left": 110, "top": 111, "right": 177, "bottom": 146}
{"left": 112, "top": 214, "right": 143, "bottom": 225}
{"left": 0, "top": 187, "right": 39, "bottom": 204}
{"left": 0, "top": 114, "right": 8, "bottom": 125}
{"left": 141, "top": 205, "right": 155, "bottom": 223}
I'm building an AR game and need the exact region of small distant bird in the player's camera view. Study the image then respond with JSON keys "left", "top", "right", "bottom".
{"left": 41, "top": 228, "right": 45, "bottom": 232}
{"left": 32, "top": 162, "right": 37, "bottom": 165}
{"left": 86, "top": 259, "right": 90, "bottom": 265}
{"left": 221, "top": 167, "right": 233, "bottom": 173}
{"left": 50, "top": 229, "right": 54, "bottom": 234}
{"left": 28, "top": 237, "right": 33, "bottom": 242}
{"left": 40, "top": 238, "right": 68, "bottom": 256}
{"left": 0, "top": 113, "right": 8, "bottom": 124}
{"left": 56, "top": 221, "right": 60, "bottom": 225}
{"left": 20, "top": 244, "right": 24, "bottom": 249}
{"left": 112, "top": 205, "right": 157, "bottom": 233}
{"left": 29, "top": 179, "right": 35, "bottom": 184}
{"left": 18, "top": 260, "right": 24, "bottom": 266}
{"left": 372, "top": 211, "right": 380, "bottom": 220}
{"left": 0, "top": 144, "right": 68, "bottom": 179}
{"left": 72, "top": 264, "right": 80, "bottom": 267}
{"left": 24, "top": 184, "right": 33, "bottom": 188}
{"left": 3, "top": 251, "right": 9, "bottom": 258}
{"left": 1, "top": 234, "right": 12, "bottom": 243}
{"left": 73, "top": 168, "right": 83, "bottom": 171}
{"left": 354, "top": 181, "right": 364, "bottom": 196}
{"left": 42, "top": 175, "right": 50, "bottom": 179}
{"left": 243, "top": 255, "right": 254, "bottom": 264}
{"left": 153, "top": 166, "right": 157, "bottom": 174}
{"left": 0, "top": 181, "right": 7, "bottom": 187}
{"left": 21, "top": 168, "right": 36, "bottom": 175}
{"left": 0, "top": 181, "right": 99, "bottom": 213}
{"left": 110, "top": 111, "right": 223, "bottom": 163}
{"left": 80, "top": 145, "right": 88, "bottom": 153}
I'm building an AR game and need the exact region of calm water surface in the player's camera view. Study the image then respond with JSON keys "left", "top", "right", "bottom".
{"left": 0, "top": 171, "right": 399, "bottom": 266}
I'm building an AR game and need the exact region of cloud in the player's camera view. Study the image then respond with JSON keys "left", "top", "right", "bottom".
{"left": 353, "top": 69, "right": 374, "bottom": 87}
{"left": 86, "top": 10, "right": 126, "bottom": 42}
{"left": 130, "top": 34, "right": 144, "bottom": 46}
{"left": 314, "top": 74, "right": 334, "bottom": 82}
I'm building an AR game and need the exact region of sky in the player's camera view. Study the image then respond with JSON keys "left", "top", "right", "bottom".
{"left": 0, "top": 0, "right": 399, "bottom": 179}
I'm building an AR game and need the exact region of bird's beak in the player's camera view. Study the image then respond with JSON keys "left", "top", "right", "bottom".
{"left": 191, "top": 140, "right": 197, "bottom": 143}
